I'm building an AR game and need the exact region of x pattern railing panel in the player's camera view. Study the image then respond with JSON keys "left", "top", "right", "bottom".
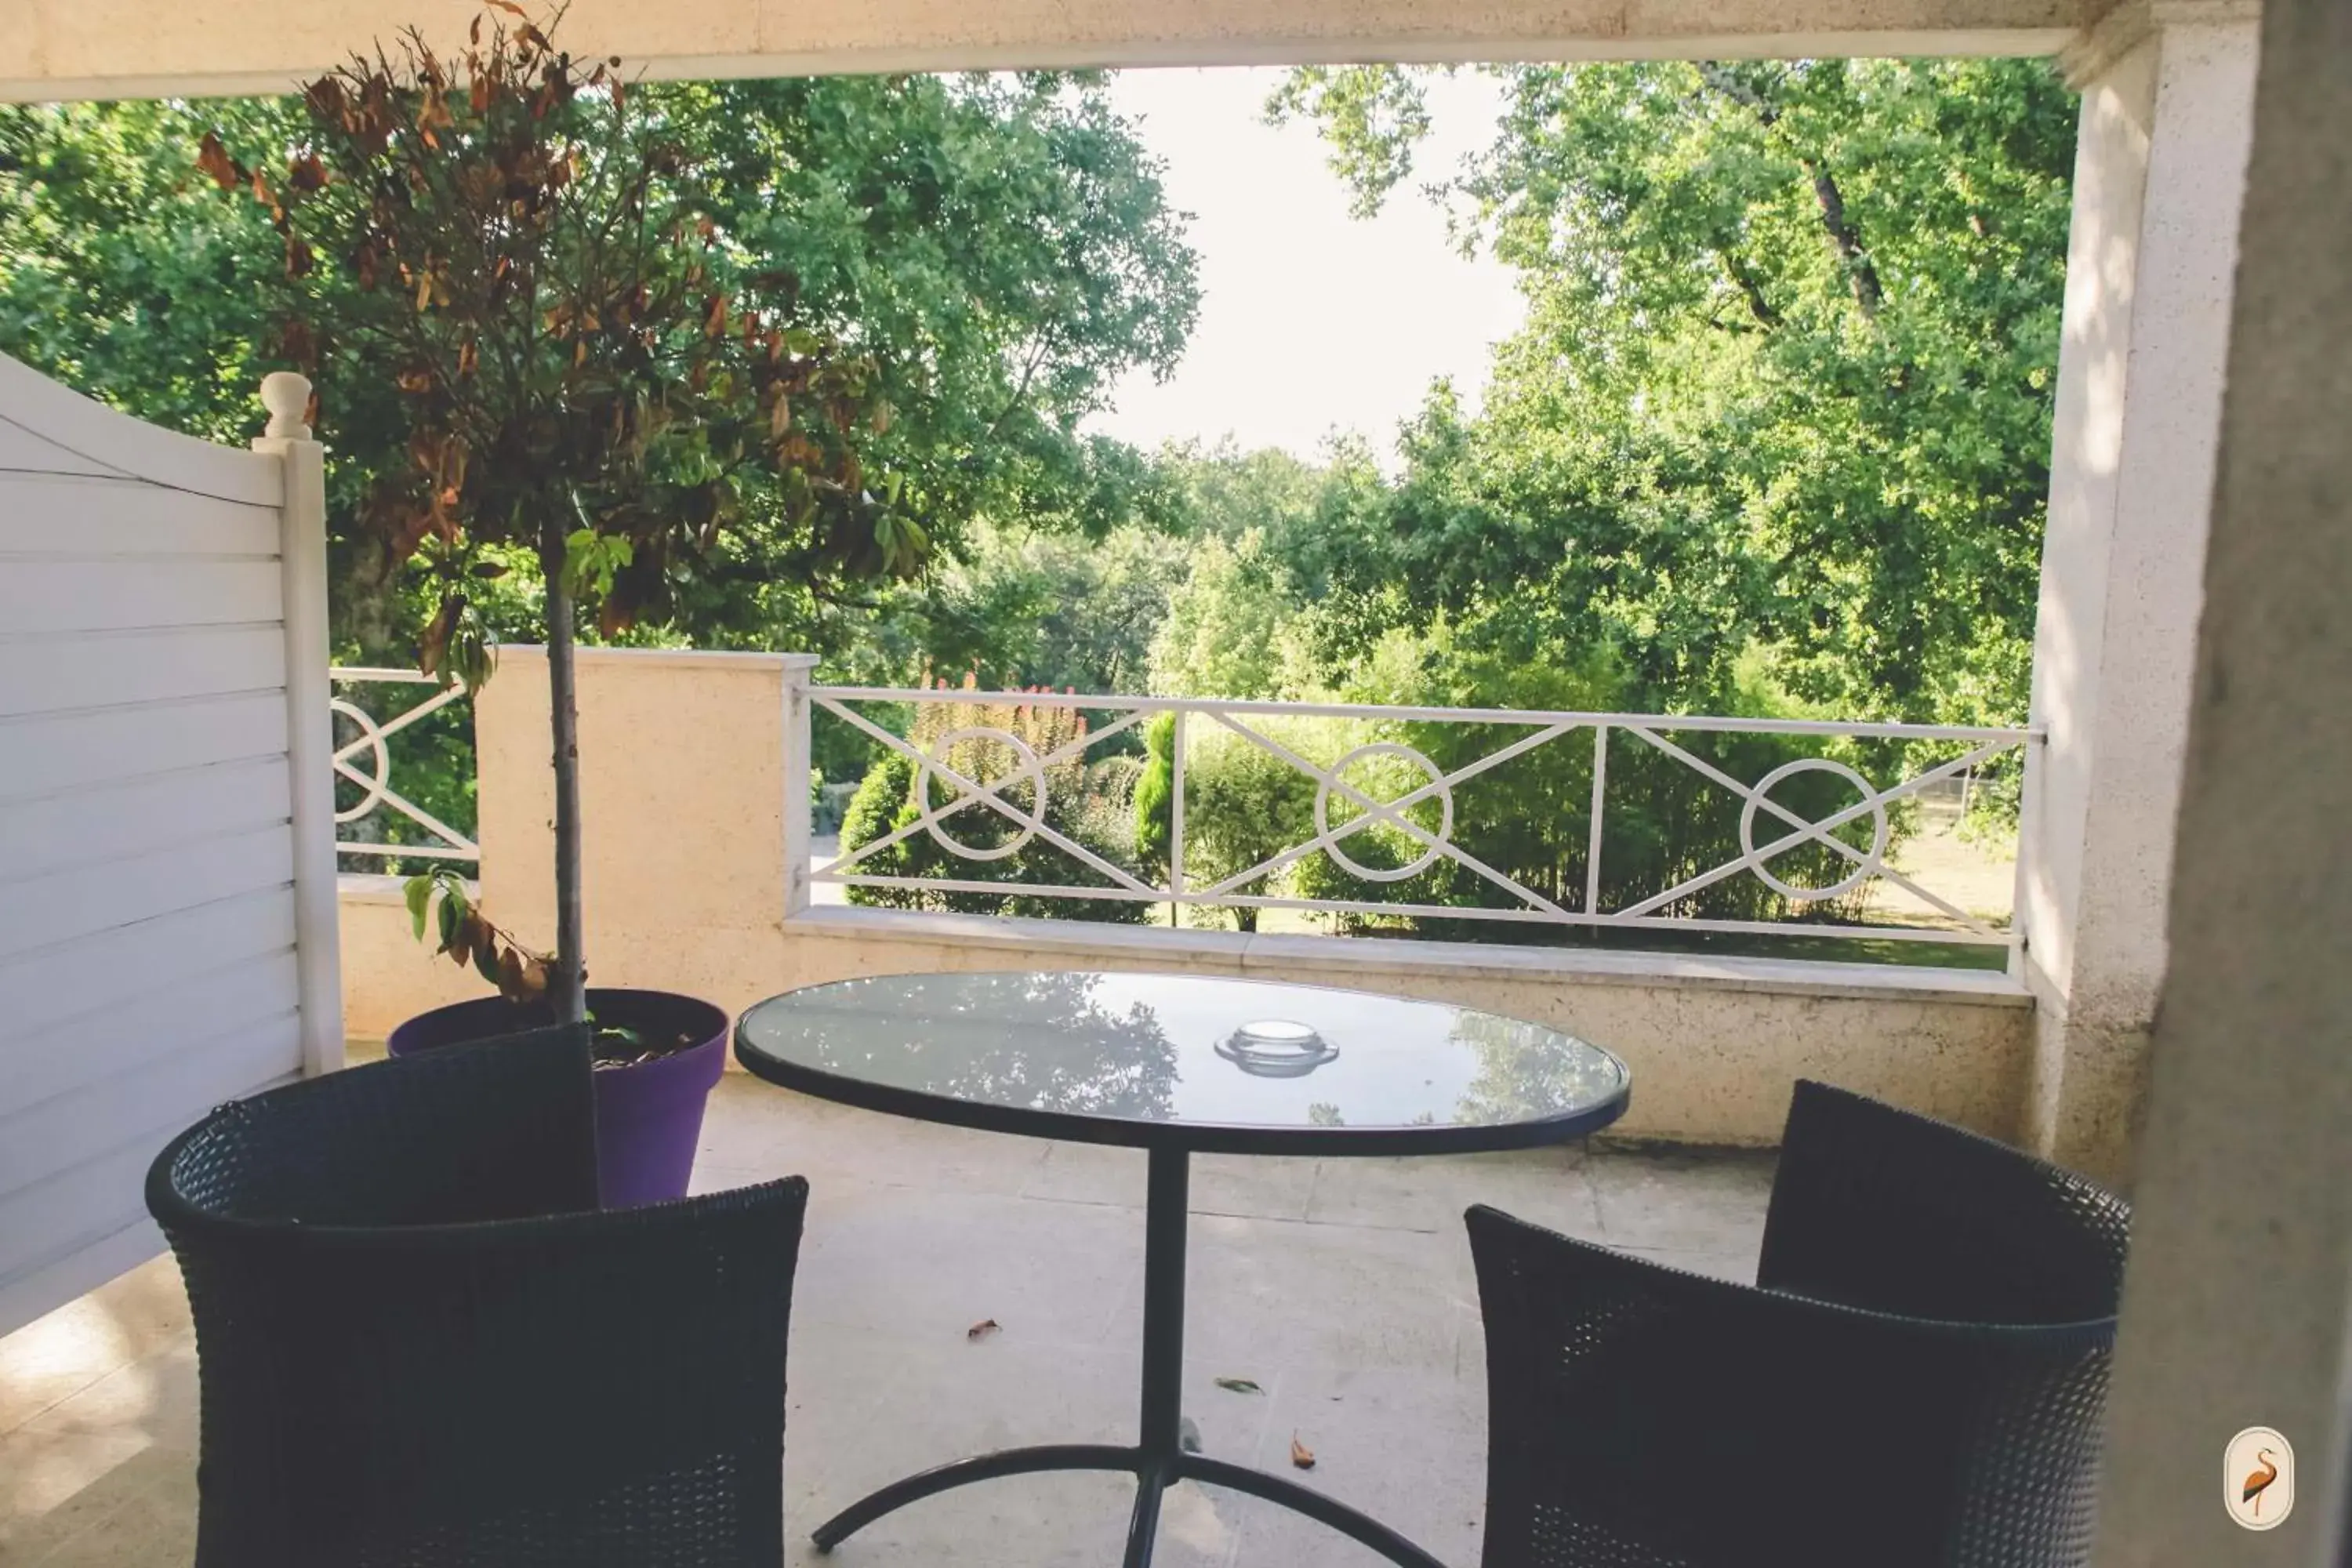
{"left": 330, "top": 667, "right": 478, "bottom": 868}
{"left": 811, "top": 687, "right": 2034, "bottom": 949}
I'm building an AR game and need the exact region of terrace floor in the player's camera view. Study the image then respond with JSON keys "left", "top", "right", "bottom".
{"left": 0, "top": 1069, "right": 1775, "bottom": 1568}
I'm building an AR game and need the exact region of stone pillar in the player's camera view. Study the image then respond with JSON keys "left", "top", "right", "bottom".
{"left": 2091, "top": 0, "right": 2352, "bottom": 1555}
{"left": 2014, "top": 2, "right": 2258, "bottom": 1182}
{"left": 474, "top": 647, "right": 808, "bottom": 1021}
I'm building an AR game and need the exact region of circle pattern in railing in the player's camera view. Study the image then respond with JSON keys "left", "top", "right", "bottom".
{"left": 330, "top": 696, "right": 392, "bottom": 823}
{"left": 1737, "top": 757, "right": 1888, "bottom": 902}
{"left": 918, "top": 726, "right": 1046, "bottom": 862}
{"left": 1313, "top": 742, "right": 1454, "bottom": 883}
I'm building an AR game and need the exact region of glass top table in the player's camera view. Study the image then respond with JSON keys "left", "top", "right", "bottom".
{"left": 735, "top": 971, "right": 1631, "bottom": 1568}
{"left": 735, "top": 970, "right": 1630, "bottom": 1157}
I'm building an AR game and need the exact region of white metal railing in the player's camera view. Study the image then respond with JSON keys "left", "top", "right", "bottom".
{"left": 329, "top": 667, "right": 478, "bottom": 867}
{"left": 810, "top": 686, "right": 2037, "bottom": 949}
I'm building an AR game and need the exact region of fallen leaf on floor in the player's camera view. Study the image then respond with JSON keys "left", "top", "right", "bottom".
{"left": 1290, "top": 1432, "right": 1316, "bottom": 1470}
{"left": 1179, "top": 1417, "right": 1203, "bottom": 1454}
{"left": 966, "top": 1318, "right": 1000, "bottom": 1341}
{"left": 1214, "top": 1377, "right": 1262, "bottom": 1394}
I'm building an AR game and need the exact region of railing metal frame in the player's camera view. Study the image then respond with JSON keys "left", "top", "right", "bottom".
{"left": 329, "top": 667, "right": 479, "bottom": 868}
{"left": 810, "top": 686, "right": 2036, "bottom": 949}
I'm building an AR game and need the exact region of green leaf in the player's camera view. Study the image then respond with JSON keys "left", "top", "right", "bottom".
{"left": 1213, "top": 1377, "right": 1262, "bottom": 1395}
{"left": 435, "top": 887, "right": 460, "bottom": 951}
{"left": 405, "top": 874, "right": 434, "bottom": 941}
{"left": 562, "top": 528, "right": 633, "bottom": 597}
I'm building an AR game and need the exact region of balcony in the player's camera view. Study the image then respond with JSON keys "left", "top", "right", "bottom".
{"left": 0, "top": 0, "right": 2334, "bottom": 1556}
{"left": 0, "top": 1059, "right": 1773, "bottom": 1566}
{"left": 332, "top": 650, "right": 2042, "bottom": 1156}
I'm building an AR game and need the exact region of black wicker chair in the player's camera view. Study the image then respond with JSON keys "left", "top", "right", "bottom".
{"left": 146, "top": 1027, "right": 809, "bottom": 1568}
{"left": 1469, "top": 1079, "right": 2130, "bottom": 1568}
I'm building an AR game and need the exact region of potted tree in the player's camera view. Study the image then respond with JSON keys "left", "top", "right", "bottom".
{"left": 204, "top": 8, "right": 916, "bottom": 1203}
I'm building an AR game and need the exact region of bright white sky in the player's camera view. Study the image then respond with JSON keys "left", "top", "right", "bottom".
{"left": 1083, "top": 67, "right": 1526, "bottom": 468}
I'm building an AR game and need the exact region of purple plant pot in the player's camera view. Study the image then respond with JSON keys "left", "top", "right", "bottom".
{"left": 386, "top": 987, "right": 729, "bottom": 1208}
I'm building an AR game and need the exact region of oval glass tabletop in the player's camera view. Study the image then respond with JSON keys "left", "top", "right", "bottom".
{"left": 735, "top": 971, "right": 1630, "bottom": 1155}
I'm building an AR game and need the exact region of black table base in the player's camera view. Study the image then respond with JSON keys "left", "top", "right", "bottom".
{"left": 810, "top": 1149, "right": 1449, "bottom": 1568}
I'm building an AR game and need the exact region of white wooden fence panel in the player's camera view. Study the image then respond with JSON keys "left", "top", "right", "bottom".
{"left": 0, "top": 355, "right": 283, "bottom": 505}
{"left": 0, "top": 887, "right": 296, "bottom": 1053}
{"left": 0, "top": 757, "right": 292, "bottom": 884}
{"left": 0, "top": 818, "right": 295, "bottom": 962}
{"left": 0, "top": 474, "right": 282, "bottom": 556}
{"left": 0, "top": 951, "right": 301, "bottom": 1122}
{"left": 0, "top": 1009, "right": 300, "bottom": 1195}
{"left": 0, "top": 690, "right": 289, "bottom": 800}
{"left": 0, "top": 625, "right": 287, "bottom": 718}
{"left": 0, "top": 352, "right": 336, "bottom": 1338}
{"left": 0, "top": 417, "right": 111, "bottom": 476}
{"left": 0, "top": 558, "right": 284, "bottom": 633}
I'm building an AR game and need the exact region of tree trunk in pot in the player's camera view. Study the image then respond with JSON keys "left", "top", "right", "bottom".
{"left": 541, "top": 532, "right": 588, "bottom": 1025}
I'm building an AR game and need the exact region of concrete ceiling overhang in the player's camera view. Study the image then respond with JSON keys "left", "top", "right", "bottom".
{"left": 4, "top": 0, "right": 2117, "bottom": 103}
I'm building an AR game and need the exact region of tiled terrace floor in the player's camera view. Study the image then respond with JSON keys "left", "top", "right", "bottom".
{"left": 0, "top": 1071, "right": 1774, "bottom": 1567}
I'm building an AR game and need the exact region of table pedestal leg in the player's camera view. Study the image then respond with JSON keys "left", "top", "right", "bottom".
{"left": 1119, "top": 1146, "right": 1189, "bottom": 1566}
{"left": 811, "top": 1145, "right": 1446, "bottom": 1568}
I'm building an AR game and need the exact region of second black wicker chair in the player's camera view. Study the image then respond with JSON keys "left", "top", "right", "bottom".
{"left": 1470, "top": 1079, "right": 2130, "bottom": 1568}
{"left": 147, "top": 1027, "right": 809, "bottom": 1568}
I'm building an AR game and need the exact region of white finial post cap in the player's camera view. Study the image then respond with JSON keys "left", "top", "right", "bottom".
{"left": 260, "top": 372, "right": 314, "bottom": 440}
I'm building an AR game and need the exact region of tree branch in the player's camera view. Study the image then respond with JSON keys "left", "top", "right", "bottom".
{"left": 1718, "top": 248, "right": 1781, "bottom": 328}
{"left": 1804, "top": 162, "right": 1883, "bottom": 318}
{"left": 539, "top": 520, "right": 589, "bottom": 1024}
{"left": 980, "top": 338, "right": 1054, "bottom": 447}
{"left": 1697, "top": 60, "right": 1884, "bottom": 321}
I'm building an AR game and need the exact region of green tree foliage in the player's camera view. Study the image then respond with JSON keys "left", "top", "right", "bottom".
{"left": 902, "top": 523, "right": 1191, "bottom": 695}
{"left": 1132, "top": 711, "right": 1176, "bottom": 881}
{"left": 639, "top": 72, "right": 1199, "bottom": 652}
{"left": 1176, "top": 721, "right": 1324, "bottom": 931}
{"left": 0, "top": 67, "right": 1199, "bottom": 662}
{"left": 801, "top": 519, "right": 1191, "bottom": 785}
{"left": 0, "top": 97, "right": 298, "bottom": 442}
{"left": 1272, "top": 57, "right": 2074, "bottom": 728}
{"left": 1146, "top": 532, "right": 1306, "bottom": 699}
{"left": 835, "top": 437, "right": 1949, "bottom": 952}
{"left": 1139, "top": 436, "right": 1422, "bottom": 696}
{"left": 1160, "top": 439, "right": 1327, "bottom": 546}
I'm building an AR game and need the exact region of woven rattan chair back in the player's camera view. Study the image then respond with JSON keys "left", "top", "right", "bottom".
{"left": 147, "top": 1030, "right": 808, "bottom": 1568}
{"left": 1470, "top": 1081, "right": 2129, "bottom": 1568}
